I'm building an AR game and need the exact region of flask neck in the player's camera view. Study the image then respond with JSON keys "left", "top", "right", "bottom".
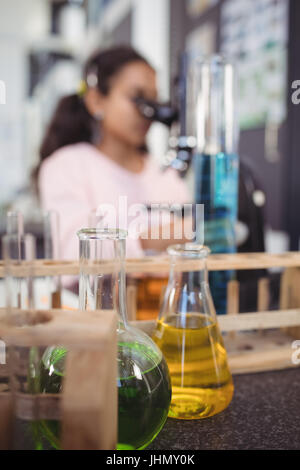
{"left": 167, "top": 244, "right": 210, "bottom": 286}
{"left": 159, "top": 244, "right": 216, "bottom": 320}
{"left": 77, "top": 229, "right": 129, "bottom": 326}
{"left": 170, "top": 255, "right": 208, "bottom": 286}
{"left": 78, "top": 261, "right": 129, "bottom": 327}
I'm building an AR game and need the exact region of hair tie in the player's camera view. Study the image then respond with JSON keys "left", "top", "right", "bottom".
{"left": 77, "top": 79, "right": 87, "bottom": 98}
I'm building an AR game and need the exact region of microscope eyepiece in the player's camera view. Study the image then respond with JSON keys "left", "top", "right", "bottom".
{"left": 132, "top": 96, "right": 178, "bottom": 127}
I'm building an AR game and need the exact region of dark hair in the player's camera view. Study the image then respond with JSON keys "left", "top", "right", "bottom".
{"left": 37, "top": 45, "right": 151, "bottom": 172}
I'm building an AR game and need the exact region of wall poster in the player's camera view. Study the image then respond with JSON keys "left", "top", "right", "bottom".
{"left": 220, "top": 0, "right": 289, "bottom": 130}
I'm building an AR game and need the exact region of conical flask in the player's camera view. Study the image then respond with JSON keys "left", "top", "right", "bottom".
{"left": 77, "top": 228, "right": 171, "bottom": 450}
{"left": 152, "top": 243, "right": 233, "bottom": 419}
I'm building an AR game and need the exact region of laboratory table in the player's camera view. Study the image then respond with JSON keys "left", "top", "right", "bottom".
{"left": 148, "top": 368, "right": 300, "bottom": 450}
{"left": 12, "top": 367, "right": 300, "bottom": 450}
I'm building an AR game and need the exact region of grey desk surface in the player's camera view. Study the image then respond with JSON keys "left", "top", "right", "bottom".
{"left": 13, "top": 367, "right": 300, "bottom": 450}
{"left": 148, "top": 368, "right": 300, "bottom": 450}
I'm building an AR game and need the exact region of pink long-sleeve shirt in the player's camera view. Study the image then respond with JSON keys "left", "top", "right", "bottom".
{"left": 38, "top": 142, "right": 191, "bottom": 260}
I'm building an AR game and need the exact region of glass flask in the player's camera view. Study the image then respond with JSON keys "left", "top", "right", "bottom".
{"left": 78, "top": 228, "right": 171, "bottom": 449}
{"left": 38, "top": 228, "right": 171, "bottom": 450}
{"left": 190, "top": 55, "right": 239, "bottom": 314}
{"left": 152, "top": 243, "right": 234, "bottom": 420}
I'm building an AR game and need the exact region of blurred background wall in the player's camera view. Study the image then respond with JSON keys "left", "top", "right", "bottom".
{"left": 0, "top": 0, "right": 300, "bottom": 252}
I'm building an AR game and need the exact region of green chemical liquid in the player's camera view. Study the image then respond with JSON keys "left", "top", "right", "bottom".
{"left": 30, "top": 343, "right": 171, "bottom": 450}
{"left": 117, "top": 342, "right": 171, "bottom": 450}
{"left": 29, "top": 347, "right": 64, "bottom": 450}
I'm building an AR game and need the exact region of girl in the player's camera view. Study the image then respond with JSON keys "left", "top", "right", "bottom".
{"left": 38, "top": 45, "right": 191, "bottom": 260}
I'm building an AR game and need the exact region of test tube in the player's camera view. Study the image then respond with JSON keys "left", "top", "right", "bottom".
{"left": 2, "top": 233, "right": 36, "bottom": 313}
{"left": 6, "top": 211, "right": 24, "bottom": 236}
{"left": 1, "top": 232, "right": 42, "bottom": 449}
{"left": 5, "top": 212, "right": 25, "bottom": 309}
{"left": 42, "top": 211, "right": 61, "bottom": 308}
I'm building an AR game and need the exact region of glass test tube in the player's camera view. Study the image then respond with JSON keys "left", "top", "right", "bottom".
{"left": 42, "top": 211, "right": 61, "bottom": 308}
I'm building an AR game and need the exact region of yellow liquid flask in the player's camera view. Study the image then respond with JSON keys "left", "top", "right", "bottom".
{"left": 153, "top": 243, "right": 233, "bottom": 419}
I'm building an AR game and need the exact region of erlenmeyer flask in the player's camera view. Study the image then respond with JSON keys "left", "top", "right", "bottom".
{"left": 152, "top": 243, "right": 233, "bottom": 419}
{"left": 77, "top": 228, "right": 171, "bottom": 449}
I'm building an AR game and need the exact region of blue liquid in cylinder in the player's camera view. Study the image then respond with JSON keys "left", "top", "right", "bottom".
{"left": 194, "top": 152, "right": 239, "bottom": 314}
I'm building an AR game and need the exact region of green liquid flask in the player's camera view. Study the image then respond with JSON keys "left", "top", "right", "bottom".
{"left": 32, "top": 228, "right": 171, "bottom": 450}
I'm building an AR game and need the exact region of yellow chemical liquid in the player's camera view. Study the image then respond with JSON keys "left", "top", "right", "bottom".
{"left": 153, "top": 313, "right": 234, "bottom": 419}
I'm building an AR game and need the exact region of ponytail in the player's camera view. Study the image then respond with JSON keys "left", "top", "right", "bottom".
{"left": 39, "top": 94, "right": 94, "bottom": 161}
